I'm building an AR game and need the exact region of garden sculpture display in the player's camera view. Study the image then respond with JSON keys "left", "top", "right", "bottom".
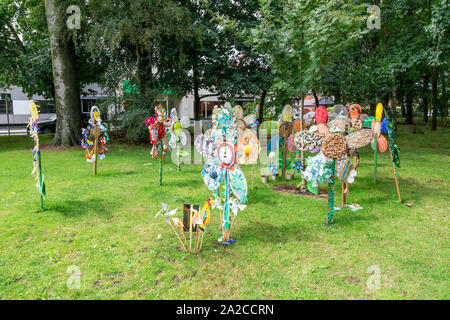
{"left": 167, "top": 108, "right": 191, "bottom": 172}
{"left": 28, "top": 101, "right": 46, "bottom": 211}
{"left": 146, "top": 105, "right": 171, "bottom": 185}
{"left": 81, "top": 106, "right": 110, "bottom": 175}
{"left": 195, "top": 105, "right": 250, "bottom": 244}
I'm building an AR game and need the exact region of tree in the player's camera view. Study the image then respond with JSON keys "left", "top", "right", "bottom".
{"left": 182, "top": 0, "right": 273, "bottom": 120}
{"left": 249, "top": 0, "right": 369, "bottom": 108}
{"left": 0, "top": 0, "right": 54, "bottom": 99}
{"left": 45, "top": 0, "right": 84, "bottom": 146}
{"left": 0, "top": 0, "right": 106, "bottom": 145}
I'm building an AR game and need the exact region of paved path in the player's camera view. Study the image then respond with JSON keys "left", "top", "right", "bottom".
{"left": 0, "top": 126, "right": 27, "bottom": 136}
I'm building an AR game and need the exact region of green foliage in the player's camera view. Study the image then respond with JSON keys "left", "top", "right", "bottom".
{"left": 0, "top": 0, "right": 105, "bottom": 99}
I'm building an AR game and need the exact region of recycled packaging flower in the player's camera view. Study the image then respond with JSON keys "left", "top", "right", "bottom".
{"left": 195, "top": 105, "right": 248, "bottom": 244}
{"left": 81, "top": 106, "right": 110, "bottom": 163}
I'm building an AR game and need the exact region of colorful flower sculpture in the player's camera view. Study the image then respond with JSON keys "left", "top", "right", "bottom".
{"left": 81, "top": 106, "right": 110, "bottom": 167}
{"left": 167, "top": 108, "right": 191, "bottom": 171}
{"left": 28, "top": 101, "right": 46, "bottom": 210}
{"left": 146, "top": 105, "right": 173, "bottom": 185}
{"left": 195, "top": 105, "right": 248, "bottom": 244}
{"left": 146, "top": 105, "right": 171, "bottom": 160}
{"left": 373, "top": 103, "right": 402, "bottom": 202}
{"left": 154, "top": 199, "right": 215, "bottom": 254}
{"left": 292, "top": 105, "right": 374, "bottom": 224}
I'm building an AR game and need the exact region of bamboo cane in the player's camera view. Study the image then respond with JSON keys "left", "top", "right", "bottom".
{"left": 189, "top": 209, "right": 193, "bottom": 253}
{"left": 374, "top": 147, "right": 378, "bottom": 184}
{"left": 389, "top": 147, "right": 402, "bottom": 203}
{"left": 93, "top": 125, "right": 100, "bottom": 176}
{"left": 194, "top": 223, "right": 200, "bottom": 254}
{"left": 159, "top": 142, "right": 163, "bottom": 186}
{"left": 199, "top": 230, "right": 205, "bottom": 251}
{"left": 282, "top": 137, "right": 288, "bottom": 180}
{"left": 169, "top": 223, "right": 188, "bottom": 253}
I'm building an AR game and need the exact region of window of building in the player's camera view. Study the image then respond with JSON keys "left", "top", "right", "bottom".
{"left": 0, "top": 94, "right": 13, "bottom": 114}
{"left": 82, "top": 99, "right": 97, "bottom": 113}
{"left": 200, "top": 101, "right": 222, "bottom": 118}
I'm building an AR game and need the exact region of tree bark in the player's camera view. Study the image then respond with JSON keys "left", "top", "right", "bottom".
{"left": 405, "top": 80, "right": 413, "bottom": 124}
{"left": 441, "top": 72, "right": 448, "bottom": 127}
{"left": 258, "top": 90, "right": 267, "bottom": 125}
{"left": 431, "top": 67, "right": 439, "bottom": 130}
{"left": 311, "top": 89, "right": 319, "bottom": 108}
{"left": 45, "top": 0, "right": 82, "bottom": 146}
{"left": 193, "top": 77, "right": 201, "bottom": 121}
{"left": 422, "top": 74, "right": 429, "bottom": 122}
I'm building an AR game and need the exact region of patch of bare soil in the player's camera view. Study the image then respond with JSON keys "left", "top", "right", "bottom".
{"left": 26, "top": 144, "right": 80, "bottom": 152}
{"left": 272, "top": 184, "right": 328, "bottom": 199}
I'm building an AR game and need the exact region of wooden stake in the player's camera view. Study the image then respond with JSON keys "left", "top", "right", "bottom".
{"left": 93, "top": 125, "right": 100, "bottom": 175}
{"left": 194, "top": 224, "right": 200, "bottom": 254}
{"left": 189, "top": 209, "right": 193, "bottom": 253}
{"left": 38, "top": 150, "right": 44, "bottom": 211}
{"left": 374, "top": 147, "right": 378, "bottom": 184}
{"left": 199, "top": 230, "right": 205, "bottom": 251}
{"left": 169, "top": 223, "right": 188, "bottom": 253}
{"left": 159, "top": 142, "right": 163, "bottom": 186}
{"left": 282, "top": 139, "right": 288, "bottom": 180}
{"left": 389, "top": 147, "right": 402, "bottom": 203}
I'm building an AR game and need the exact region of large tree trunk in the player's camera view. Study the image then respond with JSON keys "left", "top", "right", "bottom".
{"left": 441, "top": 72, "right": 448, "bottom": 127}
{"left": 431, "top": 67, "right": 439, "bottom": 130}
{"left": 193, "top": 81, "right": 201, "bottom": 121}
{"left": 422, "top": 74, "right": 429, "bottom": 122}
{"left": 192, "top": 50, "right": 202, "bottom": 122}
{"left": 257, "top": 90, "right": 267, "bottom": 125}
{"left": 46, "top": 0, "right": 82, "bottom": 146}
{"left": 311, "top": 89, "right": 319, "bottom": 108}
{"left": 405, "top": 79, "right": 414, "bottom": 124}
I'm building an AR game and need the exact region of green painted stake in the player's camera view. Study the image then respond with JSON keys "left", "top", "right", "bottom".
{"left": 327, "top": 159, "right": 336, "bottom": 225}
{"left": 38, "top": 151, "right": 44, "bottom": 211}
{"left": 374, "top": 147, "right": 378, "bottom": 184}
{"left": 176, "top": 142, "right": 181, "bottom": 172}
{"left": 159, "top": 142, "right": 163, "bottom": 186}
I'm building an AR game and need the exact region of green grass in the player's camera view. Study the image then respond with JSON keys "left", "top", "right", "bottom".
{"left": 0, "top": 124, "right": 449, "bottom": 300}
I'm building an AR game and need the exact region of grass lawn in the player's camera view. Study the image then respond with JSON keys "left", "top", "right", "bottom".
{"left": 0, "top": 124, "right": 448, "bottom": 300}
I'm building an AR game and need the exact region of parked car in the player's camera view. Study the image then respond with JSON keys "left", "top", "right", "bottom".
{"left": 36, "top": 113, "right": 91, "bottom": 135}
{"left": 38, "top": 115, "right": 57, "bottom": 134}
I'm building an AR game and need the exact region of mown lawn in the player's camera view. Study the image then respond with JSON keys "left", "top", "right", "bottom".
{"left": 0, "top": 124, "right": 448, "bottom": 300}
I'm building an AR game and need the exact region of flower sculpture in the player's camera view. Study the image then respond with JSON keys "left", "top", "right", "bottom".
{"left": 292, "top": 105, "right": 375, "bottom": 224}
{"left": 146, "top": 105, "right": 172, "bottom": 185}
{"left": 81, "top": 106, "right": 110, "bottom": 175}
{"left": 146, "top": 105, "right": 171, "bottom": 160}
{"left": 167, "top": 108, "right": 191, "bottom": 171}
{"left": 195, "top": 105, "right": 248, "bottom": 244}
{"left": 373, "top": 103, "right": 402, "bottom": 202}
{"left": 28, "top": 101, "right": 46, "bottom": 210}
{"left": 154, "top": 199, "right": 215, "bottom": 254}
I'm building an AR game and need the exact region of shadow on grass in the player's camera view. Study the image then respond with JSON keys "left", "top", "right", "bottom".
{"left": 96, "top": 170, "right": 138, "bottom": 177}
{"left": 237, "top": 222, "right": 311, "bottom": 244}
{"left": 47, "top": 198, "right": 116, "bottom": 217}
